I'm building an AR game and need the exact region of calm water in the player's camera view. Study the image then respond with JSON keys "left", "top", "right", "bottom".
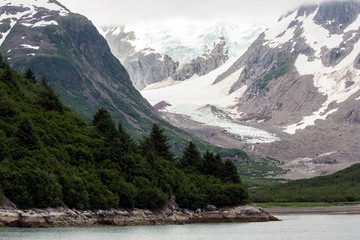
{"left": 1, "top": 214, "right": 359, "bottom": 240}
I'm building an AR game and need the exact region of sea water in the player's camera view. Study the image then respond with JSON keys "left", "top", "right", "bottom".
{"left": 0, "top": 214, "right": 359, "bottom": 240}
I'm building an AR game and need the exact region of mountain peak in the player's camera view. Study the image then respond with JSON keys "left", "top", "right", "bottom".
{"left": 0, "top": 0, "right": 70, "bottom": 16}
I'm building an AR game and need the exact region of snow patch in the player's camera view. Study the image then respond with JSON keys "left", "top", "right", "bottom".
{"left": 21, "top": 22, "right": 33, "bottom": 27}
{"left": 301, "top": 8, "right": 344, "bottom": 58}
{"left": 21, "top": 44, "right": 39, "bottom": 50}
{"left": 346, "top": 14, "right": 360, "bottom": 32}
{"left": 287, "top": 36, "right": 360, "bottom": 134}
{"left": 264, "top": 11, "right": 297, "bottom": 48}
{"left": 32, "top": 20, "right": 58, "bottom": 28}
{"left": 0, "top": 0, "right": 69, "bottom": 16}
{"left": 318, "top": 151, "right": 336, "bottom": 157}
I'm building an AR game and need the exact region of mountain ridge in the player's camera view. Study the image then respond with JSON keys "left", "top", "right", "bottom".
{"left": 138, "top": 0, "right": 360, "bottom": 179}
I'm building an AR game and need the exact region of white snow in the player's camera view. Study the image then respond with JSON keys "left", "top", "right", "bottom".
{"left": 287, "top": 34, "right": 360, "bottom": 134}
{"left": 300, "top": 8, "right": 344, "bottom": 58}
{"left": 0, "top": 0, "right": 69, "bottom": 16}
{"left": 142, "top": 60, "right": 280, "bottom": 144}
{"left": 0, "top": 8, "right": 33, "bottom": 45}
{"left": 108, "top": 20, "right": 265, "bottom": 67}
{"left": 32, "top": 20, "right": 58, "bottom": 28}
{"left": 21, "top": 22, "right": 33, "bottom": 27}
{"left": 21, "top": 44, "right": 39, "bottom": 50}
{"left": 318, "top": 151, "right": 336, "bottom": 157}
{"left": 0, "top": 0, "right": 67, "bottom": 46}
{"left": 264, "top": 11, "right": 297, "bottom": 48}
{"left": 345, "top": 14, "right": 360, "bottom": 32}
{"left": 282, "top": 6, "right": 360, "bottom": 134}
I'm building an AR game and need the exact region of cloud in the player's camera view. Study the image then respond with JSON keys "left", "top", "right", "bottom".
{"left": 60, "top": 0, "right": 320, "bottom": 26}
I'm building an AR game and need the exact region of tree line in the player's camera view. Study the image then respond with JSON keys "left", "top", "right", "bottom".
{"left": 0, "top": 58, "right": 249, "bottom": 210}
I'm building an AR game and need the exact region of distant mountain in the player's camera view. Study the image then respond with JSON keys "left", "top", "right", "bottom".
{"left": 0, "top": 0, "right": 161, "bottom": 137}
{"left": 140, "top": 1, "right": 360, "bottom": 179}
{"left": 0, "top": 0, "right": 265, "bottom": 167}
{"left": 101, "top": 22, "right": 264, "bottom": 90}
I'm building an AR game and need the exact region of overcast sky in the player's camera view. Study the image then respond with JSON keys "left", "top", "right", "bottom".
{"left": 60, "top": 0, "right": 320, "bottom": 27}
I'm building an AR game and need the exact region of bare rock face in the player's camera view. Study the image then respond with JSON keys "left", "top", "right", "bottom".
{"left": 172, "top": 39, "right": 228, "bottom": 81}
{"left": 124, "top": 52, "right": 179, "bottom": 90}
{"left": 0, "top": 196, "right": 17, "bottom": 210}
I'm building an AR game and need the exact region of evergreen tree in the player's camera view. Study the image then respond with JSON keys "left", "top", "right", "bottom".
{"left": 92, "top": 108, "right": 117, "bottom": 138}
{"left": 24, "top": 68, "right": 36, "bottom": 83}
{"left": 223, "top": 159, "right": 241, "bottom": 184}
{"left": 38, "top": 84, "right": 64, "bottom": 112}
{"left": 148, "top": 123, "right": 174, "bottom": 161}
{"left": 117, "top": 122, "right": 134, "bottom": 152}
{"left": 16, "top": 117, "right": 40, "bottom": 150}
{"left": 40, "top": 76, "right": 49, "bottom": 88}
{"left": 180, "top": 141, "right": 202, "bottom": 170}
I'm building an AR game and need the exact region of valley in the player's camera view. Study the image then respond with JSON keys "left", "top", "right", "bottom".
{"left": 101, "top": 1, "right": 360, "bottom": 179}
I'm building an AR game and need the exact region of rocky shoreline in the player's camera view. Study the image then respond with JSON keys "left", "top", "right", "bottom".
{"left": 0, "top": 197, "right": 278, "bottom": 228}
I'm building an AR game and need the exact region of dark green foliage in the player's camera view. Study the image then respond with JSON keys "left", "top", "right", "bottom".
{"left": 92, "top": 108, "right": 117, "bottom": 137}
{"left": 0, "top": 60, "right": 249, "bottom": 210}
{"left": 179, "top": 141, "right": 202, "bottom": 170}
{"left": 175, "top": 143, "right": 249, "bottom": 209}
{"left": 16, "top": 117, "right": 40, "bottom": 150}
{"left": 250, "top": 164, "right": 360, "bottom": 203}
{"left": 142, "top": 123, "right": 174, "bottom": 161}
{"left": 223, "top": 160, "right": 241, "bottom": 184}
{"left": 24, "top": 68, "right": 36, "bottom": 83}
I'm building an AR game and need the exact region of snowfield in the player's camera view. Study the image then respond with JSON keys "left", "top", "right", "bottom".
{"left": 142, "top": 61, "right": 280, "bottom": 144}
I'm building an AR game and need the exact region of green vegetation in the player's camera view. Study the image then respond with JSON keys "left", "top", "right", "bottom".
{"left": 237, "top": 156, "right": 288, "bottom": 178}
{"left": 249, "top": 164, "right": 360, "bottom": 203}
{"left": 256, "top": 202, "right": 360, "bottom": 208}
{"left": 0, "top": 60, "right": 249, "bottom": 210}
{"left": 255, "top": 56, "right": 295, "bottom": 91}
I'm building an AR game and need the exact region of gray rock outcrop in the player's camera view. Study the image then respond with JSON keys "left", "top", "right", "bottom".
{"left": 172, "top": 39, "right": 228, "bottom": 81}
{"left": 0, "top": 199, "right": 277, "bottom": 228}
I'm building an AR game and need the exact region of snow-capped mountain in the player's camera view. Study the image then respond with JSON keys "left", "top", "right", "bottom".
{"left": 0, "top": 0, "right": 69, "bottom": 46}
{"left": 101, "top": 21, "right": 264, "bottom": 90}
{"left": 0, "top": 0, "right": 166, "bottom": 136}
{"left": 142, "top": 1, "right": 360, "bottom": 179}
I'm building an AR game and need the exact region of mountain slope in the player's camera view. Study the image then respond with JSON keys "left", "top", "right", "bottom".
{"left": 139, "top": 1, "right": 360, "bottom": 179}
{"left": 0, "top": 0, "right": 272, "bottom": 172}
{"left": 0, "top": 59, "right": 249, "bottom": 210}
{"left": 102, "top": 22, "right": 264, "bottom": 90}
{"left": 0, "top": 0, "right": 159, "bottom": 137}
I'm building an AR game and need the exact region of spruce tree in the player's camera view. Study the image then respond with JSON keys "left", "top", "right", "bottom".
{"left": 24, "top": 68, "right": 36, "bottom": 83}
{"left": 148, "top": 123, "right": 174, "bottom": 161}
{"left": 40, "top": 76, "right": 49, "bottom": 88}
{"left": 16, "top": 117, "right": 40, "bottom": 150}
{"left": 92, "top": 108, "right": 117, "bottom": 138}
{"left": 180, "top": 141, "right": 202, "bottom": 170}
{"left": 223, "top": 159, "right": 241, "bottom": 184}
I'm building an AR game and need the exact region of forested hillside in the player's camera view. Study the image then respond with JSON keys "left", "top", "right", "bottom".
{"left": 250, "top": 163, "right": 360, "bottom": 203}
{"left": 0, "top": 58, "right": 249, "bottom": 210}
